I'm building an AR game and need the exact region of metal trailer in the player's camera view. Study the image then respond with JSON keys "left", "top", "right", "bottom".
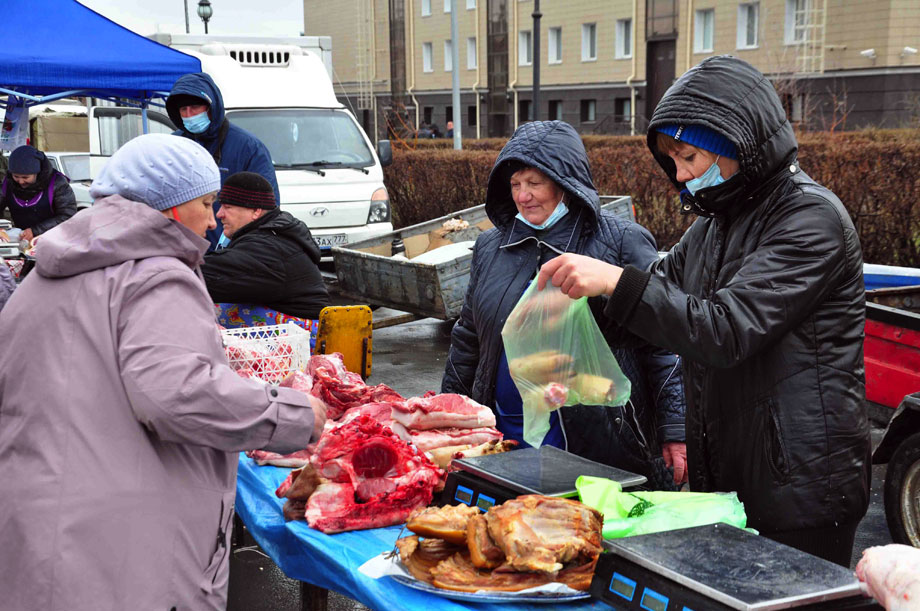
{"left": 330, "top": 195, "right": 635, "bottom": 323}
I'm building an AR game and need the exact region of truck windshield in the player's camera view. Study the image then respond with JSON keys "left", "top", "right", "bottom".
{"left": 227, "top": 109, "right": 375, "bottom": 169}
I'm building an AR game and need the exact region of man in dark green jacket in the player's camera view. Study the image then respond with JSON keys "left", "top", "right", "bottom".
{"left": 539, "top": 55, "right": 870, "bottom": 566}
{"left": 202, "top": 172, "right": 329, "bottom": 319}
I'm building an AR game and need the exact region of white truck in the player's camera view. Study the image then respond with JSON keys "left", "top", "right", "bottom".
{"left": 121, "top": 34, "right": 395, "bottom": 251}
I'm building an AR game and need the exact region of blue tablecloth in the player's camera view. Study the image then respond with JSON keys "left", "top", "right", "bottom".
{"left": 235, "top": 455, "right": 611, "bottom": 611}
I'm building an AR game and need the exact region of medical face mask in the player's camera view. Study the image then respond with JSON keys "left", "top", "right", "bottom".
{"left": 685, "top": 156, "right": 725, "bottom": 195}
{"left": 516, "top": 201, "right": 569, "bottom": 230}
{"left": 182, "top": 111, "right": 211, "bottom": 134}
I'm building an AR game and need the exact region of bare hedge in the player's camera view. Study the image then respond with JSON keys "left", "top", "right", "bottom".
{"left": 385, "top": 131, "right": 920, "bottom": 266}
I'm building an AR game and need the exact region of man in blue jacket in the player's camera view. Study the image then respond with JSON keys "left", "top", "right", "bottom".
{"left": 166, "top": 72, "right": 280, "bottom": 250}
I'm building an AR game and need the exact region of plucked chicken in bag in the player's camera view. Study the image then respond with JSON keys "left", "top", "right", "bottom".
{"left": 501, "top": 279, "right": 631, "bottom": 447}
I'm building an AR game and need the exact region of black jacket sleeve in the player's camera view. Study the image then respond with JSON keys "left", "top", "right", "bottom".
{"left": 32, "top": 175, "right": 77, "bottom": 236}
{"left": 441, "top": 238, "right": 485, "bottom": 397}
{"left": 202, "top": 239, "right": 288, "bottom": 305}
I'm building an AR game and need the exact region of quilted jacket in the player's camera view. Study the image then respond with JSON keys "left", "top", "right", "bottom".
{"left": 607, "top": 55, "right": 871, "bottom": 533}
{"left": 442, "top": 120, "right": 685, "bottom": 478}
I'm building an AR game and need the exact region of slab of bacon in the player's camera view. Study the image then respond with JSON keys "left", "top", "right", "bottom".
{"left": 391, "top": 394, "right": 495, "bottom": 430}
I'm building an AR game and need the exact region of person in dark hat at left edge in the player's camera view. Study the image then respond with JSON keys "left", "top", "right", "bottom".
{"left": 0, "top": 144, "right": 77, "bottom": 243}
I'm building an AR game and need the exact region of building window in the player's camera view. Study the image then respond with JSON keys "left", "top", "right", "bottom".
{"left": 615, "top": 97, "right": 632, "bottom": 122}
{"left": 422, "top": 0, "right": 431, "bottom": 17}
{"left": 467, "top": 0, "right": 476, "bottom": 8}
{"left": 444, "top": 40, "right": 453, "bottom": 71}
{"left": 423, "top": 106, "right": 433, "bottom": 125}
{"left": 580, "top": 99, "right": 596, "bottom": 123}
{"left": 422, "top": 42, "right": 433, "bottom": 72}
{"left": 519, "top": 99, "right": 533, "bottom": 122}
{"left": 548, "top": 27, "right": 562, "bottom": 64}
{"left": 548, "top": 100, "right": 563, "bottom": 121}
{"left": 615, "top": 18, "right": 632, "bottom": 59}
{"left": 518, "top": 30, "right": 533, "bottom": 65}
{"left": 444, "top": 0, "right": 450, "bottom": 12}
{"left": 737, "top": 2, "right": 759, "bottom": 49}
{"left": 784, "top": 0, "right": 810, "bottom": 45}
{"left": 694, "top": 9, "right": 714, "bottom": 53}
{"left": 467, "top": 105, "right": 477, "bottom": 127}
{"left": 581, "top": 23, "right": 597, "bottom": 61}
{"left": 467, "top": 37, "right": 477, "bottom": 69}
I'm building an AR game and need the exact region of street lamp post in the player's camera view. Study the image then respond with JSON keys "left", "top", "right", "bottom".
{"left": 197, "top": 0, "right": 212, "bottom": 34}
{"left": 184, "top": 0, "right": 190, "bottom": 33}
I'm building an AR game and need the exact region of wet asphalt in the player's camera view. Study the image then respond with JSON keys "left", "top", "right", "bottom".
{"left": 227, "top": 309, "right": 894, "bottom": 611}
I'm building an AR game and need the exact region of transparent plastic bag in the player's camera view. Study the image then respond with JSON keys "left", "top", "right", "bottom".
{"left": 500, "top": 279, "right": 631, "bottom": 447}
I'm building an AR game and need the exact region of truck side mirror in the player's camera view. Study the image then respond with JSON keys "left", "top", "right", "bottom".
{"left": 377, "top": 140, "right": 393, "bottom": 167}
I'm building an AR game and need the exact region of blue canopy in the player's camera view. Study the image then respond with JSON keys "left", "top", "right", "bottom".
{"left": 0, "top": 0, "right": 200, "bottom": 103}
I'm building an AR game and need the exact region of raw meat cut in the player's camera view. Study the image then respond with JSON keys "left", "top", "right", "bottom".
{"left": 246, "top": 447, "right": 314, "bottom": 468}
{"left": 486, "top": 495, "right": 603, "bottom": 573}
{"left": 276, "top": 464, "right": 321, "bottom": 500}
{"left": 301, "top": 415, "right": 445, "bottom": 533}
{"left": 391, "top": 394, "right": 496, "bottom": 430}
{"left": 399, "top": 426, "right": 504, "bottom": 453}
{"left": 307, "top": 353, "right": 403, "bottom": 420}
{"left": 856, "top": 544, "right": 920, "bottom": 610}
{"left": 304, "top": 470, "right": 440, "bottom": 534}
{"left": 337, "top": 401, "right": 398, "bottom": 426}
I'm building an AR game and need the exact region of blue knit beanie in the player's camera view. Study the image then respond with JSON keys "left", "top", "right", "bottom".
{"left": 9, "top": 145, "right": 43, "bottom": 174}
{"left": 657, "top": 124, "right": 738, "bottom": 160}
{"left": 89, "top": 133, "right": 220, "bottom": 211}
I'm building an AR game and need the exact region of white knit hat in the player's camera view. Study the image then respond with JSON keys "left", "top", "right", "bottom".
{"left": 89, "top": 133, "right": 221, "bottom": 211}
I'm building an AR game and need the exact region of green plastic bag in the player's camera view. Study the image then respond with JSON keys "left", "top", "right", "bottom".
{"left": 500, "top": 279, "right": 631, "bottom": 447}
{"left": 576, "top": 475, "right": 752, "bottom": 539}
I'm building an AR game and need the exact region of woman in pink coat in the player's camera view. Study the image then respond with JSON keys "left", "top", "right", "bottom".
{"left": 0, "top": 134, "right": 327, "bottom": 610}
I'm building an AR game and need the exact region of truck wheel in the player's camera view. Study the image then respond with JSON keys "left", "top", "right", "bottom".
{"left": 884, "top": 431, "right": 920, "bottom": 546}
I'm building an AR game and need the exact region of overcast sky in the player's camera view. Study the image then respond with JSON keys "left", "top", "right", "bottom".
{"left": 80, "top": 0, "right": 306, "bottom": 37}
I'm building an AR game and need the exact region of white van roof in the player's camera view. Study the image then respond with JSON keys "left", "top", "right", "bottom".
{"left": 176, "top": 42, "right": 341, "bottom": 110}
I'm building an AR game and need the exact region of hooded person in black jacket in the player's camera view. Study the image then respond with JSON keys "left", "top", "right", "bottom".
{"left": 442, "top": 120, "right": 687, "bottom": 490}
{"left": 539, "top": 56, "right": 870, "bottom": 565}
{"left": 0, "top": 145, "right": 77, "bottom": 242}
{"left": 202, "top": 172, "right": 330, "bottom": 319}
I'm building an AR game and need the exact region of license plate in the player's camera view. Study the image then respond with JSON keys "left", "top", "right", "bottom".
{"left": 314, "top": 233, "right": 347, "bottom": 249}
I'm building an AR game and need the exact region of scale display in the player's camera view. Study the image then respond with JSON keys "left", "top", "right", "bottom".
{"left": 591, "top": 523, "right": 879, "bottom": 611}
{"left": 451, "top": 445, "right": 647, "bottom": 497}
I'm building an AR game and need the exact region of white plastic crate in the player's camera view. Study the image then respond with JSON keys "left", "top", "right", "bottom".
{"left": 220, "top": 323, "right": 311, "bottom": 383}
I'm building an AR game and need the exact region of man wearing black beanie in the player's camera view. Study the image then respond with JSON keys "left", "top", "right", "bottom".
{"left": 202, "top": 172, "right": 330, "bottom": 319}
{"left": 1, "top": 145, "right": 77, "bottom": 242}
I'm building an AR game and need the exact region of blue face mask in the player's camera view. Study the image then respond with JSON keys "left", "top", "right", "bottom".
{"left": 516, "top": 201, "right": 569, "bottom": 230}
{"left": 182, "top": 111, "right": 211, "bottom": 134}
{"left": 685, "top": 156, "right": 725, "bottom": 195}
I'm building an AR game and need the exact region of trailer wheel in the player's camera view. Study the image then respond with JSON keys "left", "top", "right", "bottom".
{"left": 884, "top": 432, "right": 920, "bottom": 547}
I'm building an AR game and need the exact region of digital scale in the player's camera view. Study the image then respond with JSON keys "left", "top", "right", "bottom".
{"left": 590, "top": 523, "right": 883, "bottom": 610}
{"left": 438, "top": 445, "right": 647, "bottom": 511}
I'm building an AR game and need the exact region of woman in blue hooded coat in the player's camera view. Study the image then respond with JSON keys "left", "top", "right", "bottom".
{"left": 441, "top": 120, "right": 687, "bottom": 489}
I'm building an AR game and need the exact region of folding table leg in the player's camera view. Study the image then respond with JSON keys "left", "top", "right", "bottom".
{"left": 300, "top": 582, "right": 328, "bottom": 611}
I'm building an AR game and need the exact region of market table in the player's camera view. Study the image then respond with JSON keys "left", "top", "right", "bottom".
{"left": 234, "top": 454, "right": 612, "bottom": 611}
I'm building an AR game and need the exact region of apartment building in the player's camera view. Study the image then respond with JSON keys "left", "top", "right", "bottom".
{"left": 305, "top": 0, "right": 920, "bottom": 140}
